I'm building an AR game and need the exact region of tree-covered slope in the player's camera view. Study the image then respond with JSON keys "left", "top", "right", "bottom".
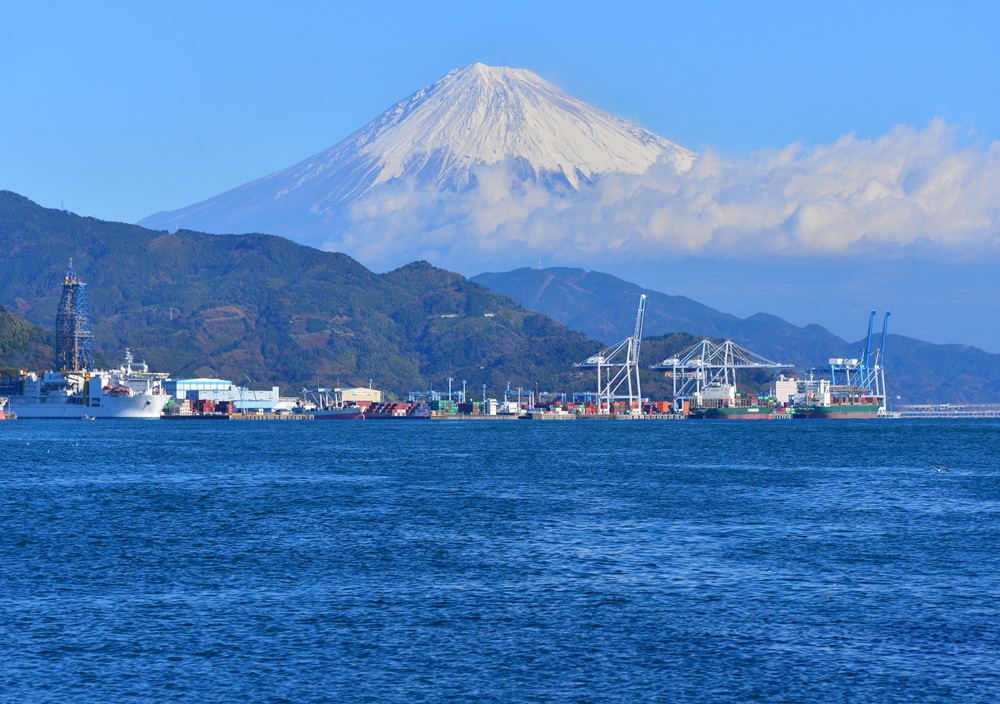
{"left": 0, "top": 191, "right": 601, "bottom": 396}
{"left": 0, "top": 306, "right": 53, "bottom": 370}
{"left": 5, "top": 190, "right": 995, "bottom": 403}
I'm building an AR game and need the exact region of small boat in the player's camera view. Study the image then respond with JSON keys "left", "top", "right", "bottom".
{"left": 82, "top": 414, "right": 96, "bottom": 421}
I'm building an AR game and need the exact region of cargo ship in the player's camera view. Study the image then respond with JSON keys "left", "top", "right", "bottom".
{"left": 788, "top": 377, "right": 882, "bottom": 419}
{"left": 686, "top": 384, "right": 783, "bottom": 420}
{"left": 785, "top": 312, "right": 891, "bottom": 420}
{"left": 311, "top": 406, "right": 365, "bottom": 420}
{"left": 690, "top": 407, "right": 775, "bottom": 419}
{"left": 653, "top": 339, "right": 791, "bottom": 420}
{"left": 294, "top": 388, "right": 365, "bottom": 420}
{"left": 689, "top": 400, "right": 782, "bottom": 419}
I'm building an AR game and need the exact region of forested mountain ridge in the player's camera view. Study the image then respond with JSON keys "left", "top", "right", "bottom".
{"left": 0, "top": 191, "right": 604, "bottom": 396}
{"left": 3, "top": 191, "right": 996, "bottom": 403}
{"left": 0, "top": 306, "right": 53, "bottom": 370}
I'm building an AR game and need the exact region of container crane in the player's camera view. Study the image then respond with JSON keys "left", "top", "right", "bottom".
{"left": 574, "top": 295, "right": 646, "bottom": 414}
{"left": 651, "top": 339, "right": 789, "bottom": 410}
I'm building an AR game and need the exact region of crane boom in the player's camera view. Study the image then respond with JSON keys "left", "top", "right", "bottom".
{"left": 574, "top": 294, "right": 647, "bottom": 414}
{"left": 879, "top": 311, "right": 890, "bottom": 368}
{"left": 863, "top": 309, "right": 876, "bottom": 377}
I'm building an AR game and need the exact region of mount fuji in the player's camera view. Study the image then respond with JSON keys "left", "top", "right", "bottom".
{"left": 139, "top": 63, "right": 696, "bottom": 254}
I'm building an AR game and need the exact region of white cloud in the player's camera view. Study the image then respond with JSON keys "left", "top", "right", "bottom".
{"left": 328, "top": 119, "right": 1000, "bottom": 272}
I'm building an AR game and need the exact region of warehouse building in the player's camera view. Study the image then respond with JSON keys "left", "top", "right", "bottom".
{"left": 163, "top": 378, "right": 293, "bottom": 413}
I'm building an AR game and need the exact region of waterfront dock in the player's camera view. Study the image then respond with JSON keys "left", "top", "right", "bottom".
{"left": 229, "top": 413, "right": 313, "bottom": 421}
{"left": 429, "top": 413, "right": 520, "bottom": 421}
{"left": 164, "top": 412, "right": 314, "bottom": 421}
{"left": 430, "top": 412, "right": 687, "bottom": 421}
{"left": 897, "top": 404, "right": 1000, "bottom": 419}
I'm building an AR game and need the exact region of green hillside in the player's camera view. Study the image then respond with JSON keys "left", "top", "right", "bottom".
{"left": 0, "top": 306, "right": 53, "bottom": 370}
{"left": 0, "top": 191, "right": 615, "bottom": 398}
{"left": 5, "top": 190, "right": 996, "bottom": 404}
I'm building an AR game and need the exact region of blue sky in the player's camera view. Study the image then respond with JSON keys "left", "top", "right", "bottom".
{"left": 3, "top": 1, "right": 996, "bottom": 222}
{"left": 2, "top": 1, "right": 999, "bottom": 349}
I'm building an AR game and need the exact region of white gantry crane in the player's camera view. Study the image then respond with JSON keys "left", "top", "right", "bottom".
{"left": 574, "top": 295, "right": 646, "bottom": 415}
{"left": 651, "top": 339, "right": 788, "bottom": 408}
{"left": 573, "top": 294, "right": 646, "bottom": 413}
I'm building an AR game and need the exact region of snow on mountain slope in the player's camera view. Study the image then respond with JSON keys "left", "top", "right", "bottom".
{"left": 349, "top": 63, "right": 695, "bottom": 190}
{"left": 139, "top": 63, "right": 696, "bottom": 241}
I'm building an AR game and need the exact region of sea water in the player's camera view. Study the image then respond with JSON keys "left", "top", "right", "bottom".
{"left": 1, "top": 418, "right": 998, "bottom": 703}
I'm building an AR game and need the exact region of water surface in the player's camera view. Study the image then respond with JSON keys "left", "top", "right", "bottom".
{"left": 2, "top": 419, "right": 998, "bottom": 702}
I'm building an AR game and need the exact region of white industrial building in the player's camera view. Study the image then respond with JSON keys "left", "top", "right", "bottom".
{"left": 164, "top": 379, "right": 295, "bottom": 413}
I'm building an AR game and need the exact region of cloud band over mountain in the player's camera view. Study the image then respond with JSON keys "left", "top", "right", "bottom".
{"left": 334, "top": 118, "right": 999, "bottom": 272}
{"left": 139, "top": 65, "right": 998, "bottom": 277}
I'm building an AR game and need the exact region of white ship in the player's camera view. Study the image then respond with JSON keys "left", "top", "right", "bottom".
{"left": 3, "top": 261, "right": 172, "bottom": 419}
{"left": 5, "top": 350, "right": 171, "bottom": 420}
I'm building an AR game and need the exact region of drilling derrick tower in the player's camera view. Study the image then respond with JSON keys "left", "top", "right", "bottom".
{"left": 55, "top": 259, "right": 95, "bottom": 372}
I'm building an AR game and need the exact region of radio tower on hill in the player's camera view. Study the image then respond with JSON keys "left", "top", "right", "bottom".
{"left": 55, "top": 259, "right": 95, "bottom": 372}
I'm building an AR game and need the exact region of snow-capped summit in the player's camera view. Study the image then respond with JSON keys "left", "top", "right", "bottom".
{"left": 349, "top": 62, "right": 695, "bottom": 191}
{"left": 140, "top": 63, "right": 696, "bottom": 244}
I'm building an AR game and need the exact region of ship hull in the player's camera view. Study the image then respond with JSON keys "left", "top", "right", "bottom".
{"left": 364, "top": 412, "right": 430, "bottom": 420}
{"left": 311, "top": 407, "right": 365, "bottom": 420}
{"left": 690, "top": 406, "right": 777, "bottom": 419}
{"left": 8, "top": 393, "right": 169, "bottom": 419}
{"left": 792, "top": 404, "right": 881, "bottom": 419}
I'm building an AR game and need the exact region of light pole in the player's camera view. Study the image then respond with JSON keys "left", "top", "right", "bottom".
{"left": 448, "top": 377, "right": 453, "bottom": 401}
{"left": 462, "top": 380, "right": 467, "bottom": 404}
